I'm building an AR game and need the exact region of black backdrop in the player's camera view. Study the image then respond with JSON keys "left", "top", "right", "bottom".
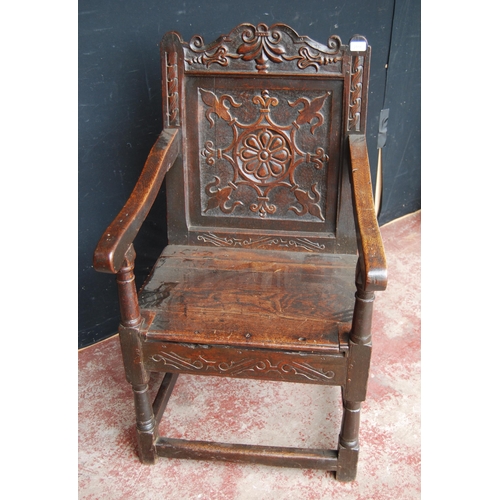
{"left": 78, "top": 0, "right": 420, "bottom": 348}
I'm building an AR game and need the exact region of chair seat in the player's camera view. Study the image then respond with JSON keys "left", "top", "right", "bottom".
{"left": 139, "top": 245, "right": 357, "bottom": 354}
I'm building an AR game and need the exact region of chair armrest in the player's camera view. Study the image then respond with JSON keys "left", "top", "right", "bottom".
{"left": 348, "top": 134, "right": 388, "bottom": 292}
{"left": 93, "top": 128, "right": 181, "bottom": 274}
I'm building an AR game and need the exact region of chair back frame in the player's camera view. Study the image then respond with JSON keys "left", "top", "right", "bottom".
{"left": 161, "top": 24, "right": 371, "bottom": 255}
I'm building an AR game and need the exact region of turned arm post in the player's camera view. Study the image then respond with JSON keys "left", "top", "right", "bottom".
{"left": 350, "top": 273, "right": 375, "bottom": 346}
{"left": 116, "top": 244, "right": 142, "bottom": 328}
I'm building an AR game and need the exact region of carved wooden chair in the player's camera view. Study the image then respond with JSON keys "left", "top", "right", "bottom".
{"left": 94, "top": 23, "right": 387, "bottom": 481}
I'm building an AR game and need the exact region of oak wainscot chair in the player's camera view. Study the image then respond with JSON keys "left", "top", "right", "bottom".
{"left": 94, "top": 23, "right": 387, "bottom": 482}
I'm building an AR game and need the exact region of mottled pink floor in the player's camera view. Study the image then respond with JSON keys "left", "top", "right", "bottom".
{"left": 79, "top": 211, "right": 421, "bottom": 499}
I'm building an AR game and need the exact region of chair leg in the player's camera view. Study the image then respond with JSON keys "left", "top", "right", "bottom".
{"left": 121, "top": 336, "right": 158, "bottom": 464}
{"left": 132, "top": 382, "right": 158, "bottom": 464}
{"left": 337, "top": 399, "right": 361, "bottom": 481}
{"left": 336, "top": 285, "right": 375, "bottom": 481}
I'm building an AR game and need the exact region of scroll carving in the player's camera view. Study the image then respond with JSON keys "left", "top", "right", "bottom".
{"left": 183, "top": 23, "right": 343, "bottom": 74}
{"left": 348, "top": 56, "right": 364, "bottom": 131}
{"left": 199, "top": 89, "right": 330, "bottom": 222}
{"left": 196, "top": 233, "right": 326, "bottom": 252}
{"left": 150, "top": 351, "right": 335, "bottom": 382}
{"left": 166, "top": 51, "right": 179, "bottom": 126}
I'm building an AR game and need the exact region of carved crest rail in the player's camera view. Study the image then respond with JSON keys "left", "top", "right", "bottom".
{"left": 183, "top": 23, "right": 343, "bottom": 74}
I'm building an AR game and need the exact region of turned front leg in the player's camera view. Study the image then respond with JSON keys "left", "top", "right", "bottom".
{"left": 337, "top": 399, "right": 361, "bottom": 481}
{"left": 132, "top": 382, "right": 157, "bottom": 463}
{"left": 337, "top": 287, "right": 374, "bottom": 482}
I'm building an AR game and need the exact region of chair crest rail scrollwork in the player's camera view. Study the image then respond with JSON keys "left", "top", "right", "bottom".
{"left": 180, "top": 23, "right": 344, "bottom": 74}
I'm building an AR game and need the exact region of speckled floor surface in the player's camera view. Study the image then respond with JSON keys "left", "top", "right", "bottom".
{"left": 78, "top": 210, "right": 421, "bottom": 499}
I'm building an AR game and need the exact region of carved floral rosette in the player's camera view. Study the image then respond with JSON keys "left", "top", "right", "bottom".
{"left": 183, "top": 23, "right": 344, "bottom": 74}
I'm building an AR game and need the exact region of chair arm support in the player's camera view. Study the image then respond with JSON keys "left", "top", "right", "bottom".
{"left": 348, "top": 134, "right": 388, "bottom": 292}
{"left": 93, "top": 128, "right": 181, "bottom": 274}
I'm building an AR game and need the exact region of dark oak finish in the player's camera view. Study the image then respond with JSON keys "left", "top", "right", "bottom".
{"left": 156, "top": 439, "right": 339, "bottom": 470}
{"left": 152, "top": 372, "right": 179, "bottom": 422}
{"left": 93, "top": 129, "right": 181, "bottom": 274}
{"left": 93, "top": 23, "right": 387, "bottom": 481}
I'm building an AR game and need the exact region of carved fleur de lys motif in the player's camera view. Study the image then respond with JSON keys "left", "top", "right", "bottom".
{"left": 307, "top": 148, "right": 329, "bottom": 169}
{"left": 237, "top": 24, "right": 286, "bottom": 71}
{"left": 204, "top": 177, "right": 243, "bottom": 214}
{"left": 289, "top": 93, "right": 331, "bottom": 135}
{"left": 201, "top": 140, "right": 216, "bottom": 165}
{"left": 253, "top": 89, "right": 279, "bottom": 110}
{"left": 290, "top": 184, "right": 325, "bottom": 221}
{"left": 250, "top": 196, "right": 277, "bottom": 217}
{"left": 200, "top": 89, "right": 241, "bottom": 127}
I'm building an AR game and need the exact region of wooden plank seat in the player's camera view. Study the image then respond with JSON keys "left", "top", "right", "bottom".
{"left": 139, "top": 245, "right": 357, "bottom": 354}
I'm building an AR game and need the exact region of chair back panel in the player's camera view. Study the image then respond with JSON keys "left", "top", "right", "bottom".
{"left": 161, "top": 24, "right": 370, "bottom": 254}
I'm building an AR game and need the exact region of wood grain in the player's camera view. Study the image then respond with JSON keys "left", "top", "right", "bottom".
{"left": 94, "top": 128, "right": 180, "bottom": 274}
